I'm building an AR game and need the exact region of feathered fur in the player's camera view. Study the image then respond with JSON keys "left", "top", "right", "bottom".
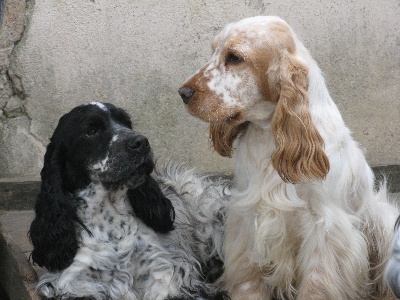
{"left": 179, "top": 16, "right": 398, "bottom": 300}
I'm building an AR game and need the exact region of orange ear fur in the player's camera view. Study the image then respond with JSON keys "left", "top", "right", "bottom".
{"left": 271, "top": 50, "right": 330, "bottom": 183}
{"left": 209, "top": 123, "right": 248, "bottom": 157}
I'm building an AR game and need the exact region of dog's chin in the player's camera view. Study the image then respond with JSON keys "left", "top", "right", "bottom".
{"left": 192, "top": 109, "right": 244, "bottom": 126}
{"left": 95, "top": 158, "right": 154, "bottom": 190}
{"left": 223, "top": 111, "right": 245, "bottom": 126}
{"left": 123, "top": 162, "right": 154, "bottom": 189}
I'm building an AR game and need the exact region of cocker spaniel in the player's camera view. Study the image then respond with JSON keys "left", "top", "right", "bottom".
{"left": 179, "top": 16, "right": 398, "bottom": 299}
{"left": 29, "top": 102, "right": 230, "bottom": 300}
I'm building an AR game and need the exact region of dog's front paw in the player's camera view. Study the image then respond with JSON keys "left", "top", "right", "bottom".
{"left": 36, "top": 281, "right": 56, "bottom": 298}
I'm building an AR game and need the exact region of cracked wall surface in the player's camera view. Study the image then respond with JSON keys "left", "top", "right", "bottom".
{"left": 0, "top": 0, "right": 399, "bottom": 179}
{"left": 0, "top": 0, "right": 45, "bottom": 178}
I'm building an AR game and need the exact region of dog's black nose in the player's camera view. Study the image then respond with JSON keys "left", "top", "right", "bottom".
{"left": 127, "top": 135, "right": 150, "bottom": 154}
{"left": 178, "top": 86, "right": 195, "bottom": 104}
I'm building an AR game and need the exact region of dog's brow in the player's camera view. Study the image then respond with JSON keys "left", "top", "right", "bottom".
{"left": 85, "top": 116, "right": 105, "bottom": 127}
{"left": 110, "top": 119, "right": 131, "bottom": 131}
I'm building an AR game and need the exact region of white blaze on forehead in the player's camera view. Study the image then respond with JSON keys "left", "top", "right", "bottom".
{"left": 90, "top": 102, "right": 108, "bottom": 111}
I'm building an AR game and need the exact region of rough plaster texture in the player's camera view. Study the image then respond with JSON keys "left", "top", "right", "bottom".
{"left": 0, "top": 0, "right": 399, "bottom": 178}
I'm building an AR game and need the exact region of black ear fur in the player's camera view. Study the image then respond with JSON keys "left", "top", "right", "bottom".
{"left": 29, "top": 142, "right": 83, "bottom": 272}
{"left": 128, "top": 176, "right": 175, "bottom": 234}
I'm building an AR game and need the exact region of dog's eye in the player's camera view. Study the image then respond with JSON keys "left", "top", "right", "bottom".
{"left": 85, "top": 129, "right": 99, "bottom": 137}
{"left": 226, "top": 53, "right": 242, "bottom": 64}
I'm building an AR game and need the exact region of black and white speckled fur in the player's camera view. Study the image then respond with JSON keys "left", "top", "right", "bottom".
{"left": 29, "top": 102, "right": 230, "bottom": 300}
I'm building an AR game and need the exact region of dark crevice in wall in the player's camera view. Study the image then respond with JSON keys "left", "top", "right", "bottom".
{"left": 0, "top": 0, "right": 44, "bottom": 178}
{"left": 2, "top": 0, "right": 34, "bottom": 121}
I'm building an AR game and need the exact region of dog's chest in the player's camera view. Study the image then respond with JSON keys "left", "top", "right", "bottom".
{"left": 76, "top": 185, "right": 143, "bottom": 249}
{"left": 86, "top": 202, "right": 136, "bottom": 244}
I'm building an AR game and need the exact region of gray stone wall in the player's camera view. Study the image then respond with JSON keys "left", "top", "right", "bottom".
{"left": 1, "top": 0, "right": 399, "bottom": 178}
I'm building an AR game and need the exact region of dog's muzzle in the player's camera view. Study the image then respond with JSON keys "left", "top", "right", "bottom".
{"left": 126, "top": 134, "right": 150, "bottom": 155}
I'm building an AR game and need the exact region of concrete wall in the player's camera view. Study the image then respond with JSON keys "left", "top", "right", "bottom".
{"left": 0, "top": 0, "right": 399, "bottom": 178}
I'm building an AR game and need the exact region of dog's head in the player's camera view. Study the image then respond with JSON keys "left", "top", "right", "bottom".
{"left": 179, "top": 16, "right": 329, "bottom": 183}
{"left": 29, "top": 103, "right": 174, "bottom": 271}
{"left": 50, "top": 102, "right": 154, "bottom": 191}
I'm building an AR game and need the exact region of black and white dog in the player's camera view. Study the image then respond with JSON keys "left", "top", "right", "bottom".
{"left": 29, "top": 102, "right": 230, "bottom": 300}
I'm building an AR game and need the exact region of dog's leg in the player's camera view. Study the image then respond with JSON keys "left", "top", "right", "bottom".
{"left": 135, "top": 241, "right": 190, "bottom": 300}
{"left": 222, "top": 211, "right": 273, "bottom": 300}
{"left": 223, "top": 259, "right": 271, "bottom": 300}
{"left": 366, "top": 196, "right": 398, "bottom": 299}
{"left": 36, "top": 245, "right": 137, "bottom": 300}
{"left": 296, "top": 205, "right": 369, "bottom": 300}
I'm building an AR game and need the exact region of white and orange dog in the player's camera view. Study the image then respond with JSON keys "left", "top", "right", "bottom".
{"left": 179, "top": 16, "right": 398, "bottom": 299}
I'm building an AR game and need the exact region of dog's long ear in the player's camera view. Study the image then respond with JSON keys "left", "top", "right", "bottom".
{"left": 209, "top": 122, "right": 248, "bottom": 157}
{"left": 271, "top": 50, "right": 329, "bottom": 184}
{"left": 29, "top": 141, "right": 80, "bottom": 272}
{"left": 128, "top": 176, "right": 175, "bottom": 234}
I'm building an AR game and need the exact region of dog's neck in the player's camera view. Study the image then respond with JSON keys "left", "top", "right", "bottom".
{"left": 76, "top": 183, "right": 133, "bottom": 221}
{"left": 234, "top": 123, "right": 277, "bottom": 192}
